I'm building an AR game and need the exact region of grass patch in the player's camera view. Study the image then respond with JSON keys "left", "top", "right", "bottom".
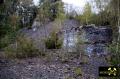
{"left": 74, "top": 67, "right": 82, "bottom": 76}
{"left": 0, "top": 32, "right": 16, "bottom": 49}
{"left": 4, "top": 34, "right": 43, "bottom": 59}
{"left": 45, "top": 31, "right": 63, "bottom": 49}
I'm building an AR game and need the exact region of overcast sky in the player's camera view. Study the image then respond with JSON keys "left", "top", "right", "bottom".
{"left": 33, "top": 0, "right": 97, "bottom": 14}
{"left": 62, "top": 0, "right": 87, "bottom": 8}
{"left": 33, "top": 0, "right": 87, "bottom": 7}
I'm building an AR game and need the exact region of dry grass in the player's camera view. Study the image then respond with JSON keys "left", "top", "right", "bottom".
{"left": 4, "top": 34, "right": 42, "bottom": 59}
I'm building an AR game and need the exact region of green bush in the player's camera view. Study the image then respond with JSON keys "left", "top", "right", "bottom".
{"left": 45, "top": 32, "right": 62, "bottom": 49}
{"left": 4, "top": 35, "right": 41, "bottom": 59}
{"left": 4, "top": 44, "right": 17, "bottom": 58}
{"left": 0, "top": 32, "right": 16, "bottom": 49}
{"left": 108, "top": 42, "right": 120, "bottom": 65}
{"left": 0, "top": 35, "right": 11, "bottom": 49}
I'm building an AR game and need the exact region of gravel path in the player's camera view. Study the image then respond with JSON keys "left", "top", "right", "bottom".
{"left": 82, "top": 56, "right": 109, "bottom": 78}
{"left": 0, "top": 58, "right": 82, "bottom": 79}
{"left": 0, "top": 55, "right": 109, "bottom": 79}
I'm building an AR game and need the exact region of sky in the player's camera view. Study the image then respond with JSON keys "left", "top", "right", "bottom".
{"left": 33, "top": 0, "right": 87, "bottom": 8}
{"left": 62, "top": 0, "right": 87, "bottom": 8}
{"left": 33, "top": 0, "right": 39, "bottom": 6}
{"left": 33, "top": 0, "right": 96, "bottom": 14}
{"left": 62, "top": 0, "right": 89, "bottom": 14}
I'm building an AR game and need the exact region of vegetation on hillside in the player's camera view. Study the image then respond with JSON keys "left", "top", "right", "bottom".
{"left": 4, "top": 34, "right": 40, "bottom": 59}
{"left": 0, "top": 1, "right": 120, "bottom": 79}
{"left": 0, "top": 0, "right": 37, "bottom": 49}
{"left": 0, "top": 0, "right": 120, "bottom": 63}
{"left": 0, "top": 0, "right": 65, "bottom": 58}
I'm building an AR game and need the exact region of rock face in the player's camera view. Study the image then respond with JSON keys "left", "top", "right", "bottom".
{"left": 82, "top": 25, "right": 113, "bottom": 56}
{"left": 83, "top": 25, "right": 113, "bottom": 44}
{"left": 61, "top": 20, "right": 80, "bottom": 52}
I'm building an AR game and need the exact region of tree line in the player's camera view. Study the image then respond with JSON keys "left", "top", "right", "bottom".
{"left": 0, "top": 0, "right": 64, "bottom": 49}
